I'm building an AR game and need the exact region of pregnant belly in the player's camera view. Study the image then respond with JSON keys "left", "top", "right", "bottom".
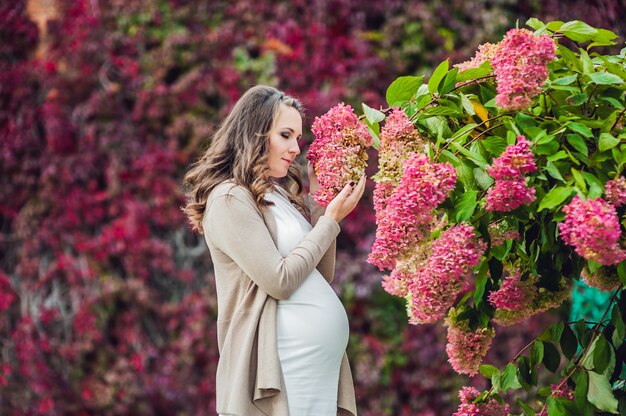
{"left": 276, "top": 272, "right": 349, "bottom": 365}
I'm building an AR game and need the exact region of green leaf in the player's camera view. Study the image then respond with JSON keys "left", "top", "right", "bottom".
{"left": 539, "top": 322, "right": 565, "bottom": 343}
{"left": 600, "top": 97, "right": 625, "bottom": 110}
{"left": 561, "top": 325, "right": 578, "bottom": 359}
{"left": 456, "top": 64, "right": 492, "bottom": 83}
{"left": 582, "top": 337, "right": 599, "bottom": 370}
{"left": 455, "top": 190, "right": 478, "bottom": 222}
{"left": 450, "top": 142, "right": 488, "bottom": 167}
{"left": 538, "top": 186, "right": 574, "bottom": 211}
{"left": 593, "top": 335, "right": 611, "bottom": 374}
{"left": 589, "top": 72, "right": 624, "bottom": 85}
{"left": 546, "top": 21, "right": 564, "bottom": 31}
{"left": 567, "top": 93, "right": 588, "bottom": 106}
{"left": 362, "top": 103, "right": 385, "bottom": 124}
{"left": 518, "top": 356, "right": 533, "bottom": 387}
{"left": 428, "top": 60, "right": 449, "bottom": 94}
{"left": 386, "top": 76, "right": 423, "bottom": 107}
{"left": 571, "top": 168, "right": 587, "bottom": 192}
{"left": 518, "top": 398, "right": 536, "bottom": 416}
{"left": 558, "top": 45, "right": 583, "bottom": 72}
{"left": 366, "top": 126, "right": 380, "bottom": 150}
{"left": 482, "top": 136, "right": 507, "bottom": 156}
{"left": 587, "top": 371, "right": 619, "bottom": 414}
{"left": 501, "top": 363, "right": 522, "bottom": 392}
{"left": 553, "top": 74, "right": 578, "bottom": 85}
{"left": 474, "top": 271, "right": 487, "bottom": 305}
{"left": 575, "top": 370, "right": 589, "bottom": 412}
{"left": 526, "top": 17, "right": 546, "bottom": 30}
{"left": 546, "top": 161, "right": 565, "bottom": 182}
{"left": 618, "top": 262, "right": 626, "bottom": 285}
{"left": 547, "top": 396, "right": 567, "bottom": 416}
{"left": 560, "top": 20, "right": 599, "bottom": 43}
{"left": 581, "top": 172, "right": 604, "bottom": 198}
{"left": 439, "top": 67, "right": 459, "bottom": 95}
{"left": 566, "top": 134, "right": 589, "bottom": 156}
{"left": 612, "top": 306, "right": 625, "bottom": 346}
{"left": 599, "top": 133, "right": 621, "bottom": 152}
{"left": 479, "top": 364, "right": 500, "bottom": 379}
{"left": 569, "top": 122, "right": 593, "bottom": 138}
{"left": 531, "top": 341, "right": 545, "bottom": 366}
{"left": 546, "top": 151, "right": 569, "bottom": 162}
{"left": 543, "top": 342, "right": 561, "bottom": 373}
{"left": 473, "top": 168, "right": 494, "bottom": 190}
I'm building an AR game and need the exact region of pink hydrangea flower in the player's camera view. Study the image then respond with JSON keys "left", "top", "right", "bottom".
{"left": 491, "top": 28, "right": 556, "bottom": 110}
{"left": 605, "top": 177, "right": 626, "bottom": 207}
{"left": 445, "top": 312, "right": 495, "bottom": 376}
{"left": 454, "top": 42, "right": 500, "bottom": 73}
{"left": 368, "top": 153, "right": 456, "bottom": 271}
{"left": 488, "top": 270, "right": 537, "bottom": 311}
{"left": 494, "top": 278, "right": 571, "bottom": 326}
{"left": 485, "top": 177, "right": 536, "bottom": 212}
{"left": 454, "top": 386, "right": 510, "bottom": 416}
{"left": 559, "top": 195, "right": 626, "bottom": 266}
{"left": 308, "top": 103, "right": 371, "bottom": 206}
{"left": 487, "top": 136, "right": 537, "bottom": 179}
{"left": 581, "top": 266, "right": 621, "bottom": 292}
{"left": 372, "top": 108, "right": 423, "bottom": 221}
{"left": 488, "top": 221, "right": 520, "bottom": 247}
{"left": 485, "top": 136, "right": 537, "bottom": 212}
{"left": 381, "top": 272, "right": 409, "bottom": 297}
{"left": 406, "top": 224, "right": 486, "bottom": 323}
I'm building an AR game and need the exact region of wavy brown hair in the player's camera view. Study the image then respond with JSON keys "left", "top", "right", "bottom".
{"left": 182, "top": 85, "right": 308, "bottom": 235}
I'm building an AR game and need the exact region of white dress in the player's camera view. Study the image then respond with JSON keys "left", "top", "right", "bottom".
{"left": 265, "top": 189, "right": 349, "bottom": 416}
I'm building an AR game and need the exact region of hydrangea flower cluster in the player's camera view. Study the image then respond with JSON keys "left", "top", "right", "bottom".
{"left": 605, "top": 177, "right": 626, "bottom": 207}
{"left": 485, "top": 136, "right": 537, "bottom": 212}
{"left": 445, "top": 309, "right": 495, "bottom": 376}
{"left": 368, "top": 153, "right": 456, "bottom": 271}
{"left": 488, "top": 221, "right": 520, "bottom": 247}
{"left": 494, "top": 278, "right": 571, "bottom": 326}
{"left": 491, "top": 28, "right": 556, "bottom": 110}
{"left": 453, "top": 386, "right": 510, "bottom": 416}
{"left": 406, "top": 224, "right": 486, "bottom": 324}
{"left": 488, "top": 270, "right": 537, "bottom": 312}
{"left": 454, "top": 42, "right": 500, "bottom": 73}
{"left": 372, "top": 108, "right": 423, "bottom": 221}
{"left": 308, "top": 103, "right": 371, "bottom": 206}
{"left": 559, "top": 195, "right": 626, "bottom": 266}
{"left": 581, "top": 266, "right": 621, "bottom": 292}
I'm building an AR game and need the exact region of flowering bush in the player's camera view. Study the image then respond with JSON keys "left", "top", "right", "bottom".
{"left": 351, "top": 18, "right": 626, "bottom": 414}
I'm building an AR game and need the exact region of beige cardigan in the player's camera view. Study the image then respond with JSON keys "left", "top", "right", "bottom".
{"left": 202, "top": 181, "right": 357, "bottom": 416}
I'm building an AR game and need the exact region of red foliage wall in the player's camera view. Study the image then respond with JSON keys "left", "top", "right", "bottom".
{"left": 1, "top": 0, "right": 623, "bottom": 414}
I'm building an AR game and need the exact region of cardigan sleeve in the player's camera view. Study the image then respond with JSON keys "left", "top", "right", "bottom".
{"left": 205, "top": 191, "right": 340, "bottom": 300}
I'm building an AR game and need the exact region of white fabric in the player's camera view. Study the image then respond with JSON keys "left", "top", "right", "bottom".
{"left": 264, "top": 189, "right": 349, "bottom": 416}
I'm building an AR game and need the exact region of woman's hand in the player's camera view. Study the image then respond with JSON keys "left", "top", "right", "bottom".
{"left": 324, "top": 174, "right": 366, "bottom": 223}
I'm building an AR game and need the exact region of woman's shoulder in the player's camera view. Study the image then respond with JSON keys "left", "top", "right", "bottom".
{"left": 209, "top": 180, "right": 253, "bottom": 202}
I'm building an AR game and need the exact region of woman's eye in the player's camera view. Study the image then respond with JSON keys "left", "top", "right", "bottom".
{"left": 281, "top": 133, "right": 290, "bottom": 139}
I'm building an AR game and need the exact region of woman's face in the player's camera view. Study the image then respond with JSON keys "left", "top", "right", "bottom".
{"left": 266, "top": 104, "right": 302, "bottom": 179}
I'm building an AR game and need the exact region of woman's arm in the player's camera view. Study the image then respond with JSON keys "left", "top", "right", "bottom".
{"left": 205, "top": 189, "right": 340, "bottom": 300}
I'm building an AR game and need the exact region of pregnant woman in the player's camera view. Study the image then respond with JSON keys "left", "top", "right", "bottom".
{"left": 182, "top": 85, "right": 363, "bottom": 416}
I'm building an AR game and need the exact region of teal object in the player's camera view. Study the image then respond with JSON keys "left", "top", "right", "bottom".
{"left": 569, "top": 278, "right": 613, "bottom": 324}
